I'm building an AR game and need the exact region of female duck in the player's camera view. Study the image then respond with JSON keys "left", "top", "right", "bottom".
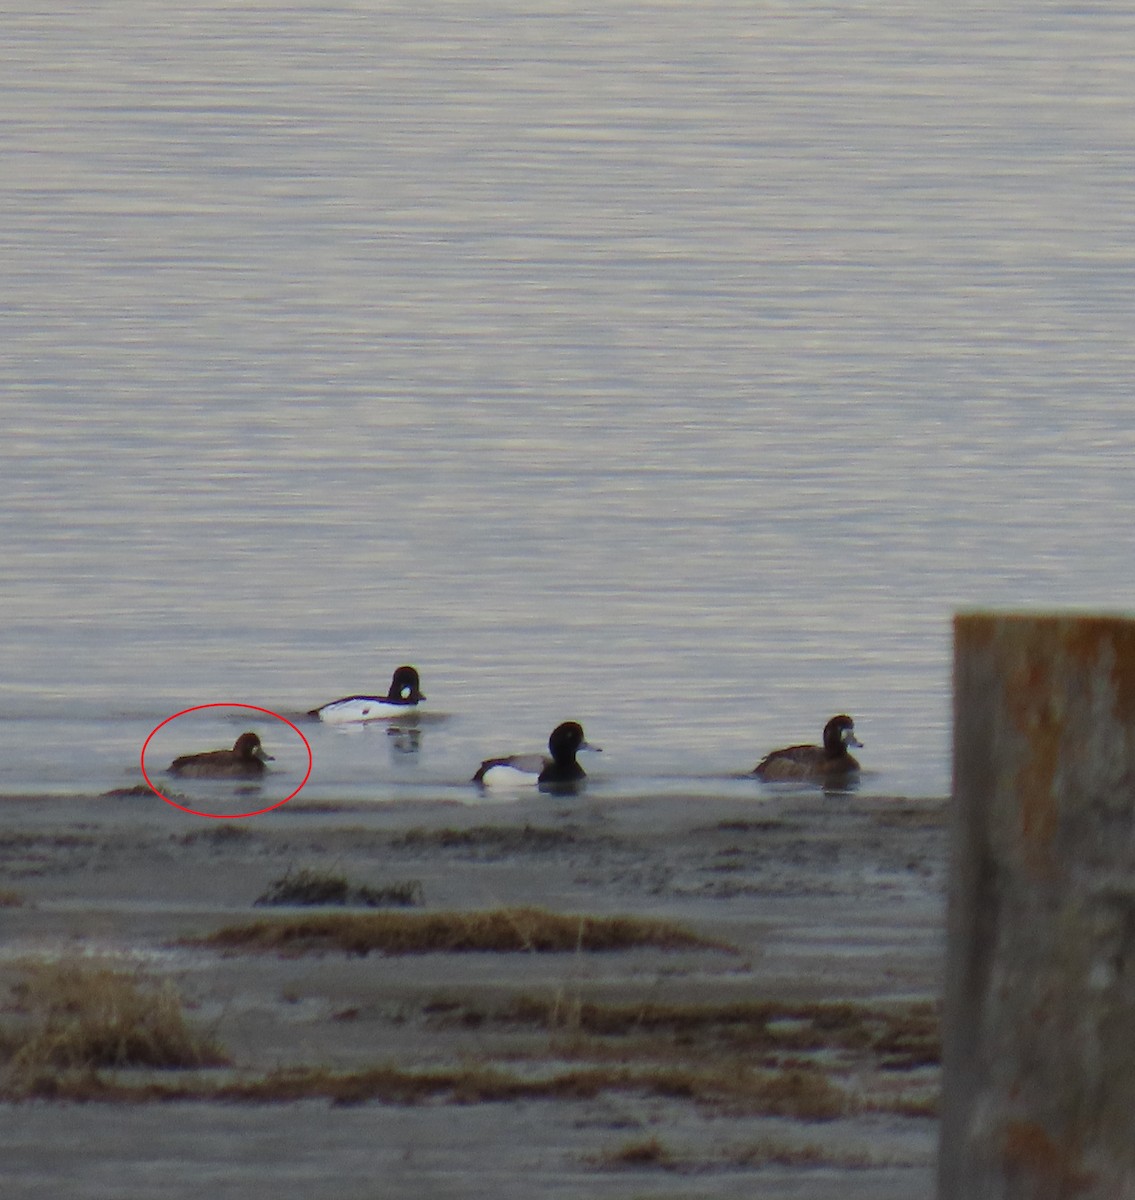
{"left": 308, "top": 665, "right": 425, "bottom": 724}
{"left": 473, "top": 721, "right": 600, "bottom": 793}
{"left": 752, "top": 714, "right": 862, "bottom": 783}
{"left": 168, "top": 731, "right": 274, "bottom": 780}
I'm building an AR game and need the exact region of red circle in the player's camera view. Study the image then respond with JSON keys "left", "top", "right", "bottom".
{"left": 140, "top": 704, "right": 313, "bottom": 819}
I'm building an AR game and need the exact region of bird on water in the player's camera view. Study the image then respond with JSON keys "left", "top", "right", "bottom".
{"left": 308, "top": 665, "right": 426, "bottom": 723}
{"left": 752, "top": 714, "right": 862, "bottom": 783}
{"left": 168, "top": 731, "right": 274, "bottom": 779}
{"left": 473, "top": 721, "right": 600, "bottom": 793}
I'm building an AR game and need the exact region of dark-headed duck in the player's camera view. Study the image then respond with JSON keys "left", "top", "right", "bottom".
{"left": 309, "top": 665, "right": 425, "bottom": 723}
{"left": 168, "top": 731, "right": 273, "bottom": 780}
{"left": 473, "top": 721, "right": 600, "bottom": 793}
{"left": 752, "top": 714, "right": 862, "bottom": 783}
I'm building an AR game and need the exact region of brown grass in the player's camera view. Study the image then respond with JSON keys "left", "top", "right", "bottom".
{"left": 648, "top": 1063, "right": 848, "bottom": 1118}
{"left": 1, "top": 963, "right": 227, "bottom": 1086}
{"left": 865, "top": 1091, "right": 940, "bottom": 1118}
{"left": 186, "top": 907, "right": 731, "bottom": 957}
{"left": 592, "top": 1136, "right": 675, "bottom": 1169}
{"left": 0, "top": 1059, "right": 848, "bottom": 1114}
{"left": 723, "top": 1138, "right": 834, "bottom": 1168}
{"left": 176, "top": 823, "right": 254, "bottom": 845}
{"left": 434, "top": 994, "right": 939, "bottom": 1066}
{"left": 254, "top": 868, "right": 424, "bottom": 909}
{"left": 709, "top": 819, "right": 793, "bottom": 835}
{"left": 418, "top": 993, "right": 936, "bottom": 1121}
{"left": 0, "top": 888, "right": 23, "bottom": 908}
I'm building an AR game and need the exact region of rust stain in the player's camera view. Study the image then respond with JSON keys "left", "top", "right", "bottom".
{"left": 1005, "top": 649, "right": 1062, "bottom": 874}
{"left": 1002, "top": 1121, "right": 1096, "bottom": 1195}
{"left": 957, "top": 614, "right": 1135, "bottom": 873}
{"left": 1005, "top": 615, "right": 1135, "bottom": 720}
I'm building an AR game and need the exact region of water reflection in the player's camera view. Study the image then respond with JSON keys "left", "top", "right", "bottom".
{"left": 387, "top": 725, "right": 422, "bottom": 759}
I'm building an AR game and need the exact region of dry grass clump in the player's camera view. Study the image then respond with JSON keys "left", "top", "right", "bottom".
{"left": 419, "top": 993, "right": 935, "bottom": 1120}
{"left": 1, "top": 1058, "right": 848, "bottom": 1115}
{"left": 202, "top": 1064, "right": 615, "bottom": 1106}
{"left": 0, "top": 963, "right": 227, "bottom": 1087}
{"left": 593, "top": 1136, "right": 675, "bottom": 1169}
{"left": 188, "top": 907, "right": 730, "bottom": 958}
{"left": 645, "top": 1063, "right": 848, "bottom": 1119}
{"left": 101, "top": 784, "right": 164, "bottom": 799}
{"left": 865, "top": 1090, "right": 939, "bottom": 1118}
{"left": 3, "top": 1063, "right": 598, "bottom": 1105}
{"left": 445, "top": 994, "right": 939, "bottom": 1067}
{"left": 724, "top": 1137, "right": 839, "bottom": 1168}
{"left": 254, "top": 868, "right": 424, "bottom": 909}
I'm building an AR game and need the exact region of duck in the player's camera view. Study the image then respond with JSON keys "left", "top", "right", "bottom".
{"left": 752, "top": 714, "right": 862, "bottom": 783}
{"left": 473, "top": 721, "right": 600, "bottom": 793}
{"left": 308, "top": 665, "right": 425, "bottom": 723}
{"left": 168, "top": 731, "right": 274, "bottom": 780}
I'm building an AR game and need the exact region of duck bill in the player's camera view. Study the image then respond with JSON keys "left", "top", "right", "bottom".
{"left": 256, "top": 748, "right": 275, "bottom": 762}
{"left": 580, "top": 741, "right": 602, "bottom": 753}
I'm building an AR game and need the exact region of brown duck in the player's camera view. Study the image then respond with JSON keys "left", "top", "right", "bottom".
{"left": 752, "top": 715, "right": 862, "bottom": 783}
{"left": 168, "top": 731, "right": 273, "bottom": 779}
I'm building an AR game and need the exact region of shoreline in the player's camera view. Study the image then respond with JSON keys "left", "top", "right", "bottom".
{"left": 1, "top": 789, "right": 947, "bottom": 1198}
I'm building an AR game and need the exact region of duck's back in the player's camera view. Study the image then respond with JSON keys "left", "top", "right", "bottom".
{"left": 169, "top": 749, "right": 265, "bottom": 780}
{"left": 753, "top": 744, "right": 826, "bottom": 781}
{"left": 754, "top": 744, "right": 860, "bottom": 782}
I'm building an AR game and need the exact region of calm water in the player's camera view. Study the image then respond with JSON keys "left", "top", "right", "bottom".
{"left": 3, "top": 2, "right": 1135, "bottom": 804}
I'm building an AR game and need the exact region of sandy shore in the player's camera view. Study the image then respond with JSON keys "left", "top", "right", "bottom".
{"left": 0, "top": 787, "right": 947, "bottom": 1199}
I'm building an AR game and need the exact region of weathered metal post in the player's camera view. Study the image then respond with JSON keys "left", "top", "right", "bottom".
{"left": 940, "top": 613, "right": 1135, "bottom": 1199}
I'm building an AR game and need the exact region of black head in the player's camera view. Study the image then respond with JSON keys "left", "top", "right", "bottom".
{"left": 822, "top": 715, "right": 861, "bottom": 757}
{"left": 539, "top": 721, "right": 600, "bottom": 790}
{"left": 387, "top": 665, "right": 425, "bottom": 703}
{"left": 233, "top": 731, "right": 273, "bottom": 762}
{"left": 547, "top": 721, "right": 592, "bottom": 764}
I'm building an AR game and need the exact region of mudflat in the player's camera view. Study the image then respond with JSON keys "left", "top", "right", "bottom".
{"left": 0, "top": 787, "right": 947, "bottom": 1199}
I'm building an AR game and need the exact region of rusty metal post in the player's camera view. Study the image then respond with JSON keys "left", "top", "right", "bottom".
{"left": 940, "top": 613, "right": 1135, "bottom": 1199}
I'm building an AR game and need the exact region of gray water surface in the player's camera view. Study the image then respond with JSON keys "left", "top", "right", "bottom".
{"left": 3, "top": 3, "right": 1135, "bottom": 801}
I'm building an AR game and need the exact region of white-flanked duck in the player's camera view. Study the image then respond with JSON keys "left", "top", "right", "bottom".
{"left": 308, "top": 665, "right": 425, "bottom": 724}
{"left": 473, "top": 721, "right": 600, "bottom": 793}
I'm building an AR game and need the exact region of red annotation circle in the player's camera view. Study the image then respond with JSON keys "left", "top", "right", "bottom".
{"left": 140, "top": 704, "right": 313, "bottom": 819}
